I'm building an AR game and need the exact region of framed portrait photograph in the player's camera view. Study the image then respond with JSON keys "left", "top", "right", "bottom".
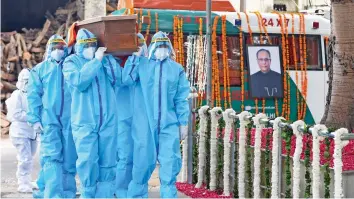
{"left": 246, "top": 45, "right": 284, "bottom": 98}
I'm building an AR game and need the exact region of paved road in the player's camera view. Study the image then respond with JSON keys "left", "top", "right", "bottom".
{"left": 0, "top": 138, "right": 188, "bottom": 198}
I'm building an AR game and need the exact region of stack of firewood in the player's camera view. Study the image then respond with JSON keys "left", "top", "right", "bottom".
{"left": 1, "top": 0, "right": 82, "bottom": 137}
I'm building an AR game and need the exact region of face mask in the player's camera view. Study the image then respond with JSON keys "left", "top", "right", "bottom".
{"left": 83, "top": 47, "right": 95, "bottom": 60}
{"left": 154, "top": 48, "right": 169, "bottom": 61}
{"left": 50, "top": 49, "right": 65, "bottom": 62}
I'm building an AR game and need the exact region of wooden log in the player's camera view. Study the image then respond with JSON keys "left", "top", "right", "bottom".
{"left": 32, "top": 20, "right": 51, "bottom": 47}
{"left": 1, "top": 71, "right": 16, "bottom": 81}
{"left": 19, "top": 34, "right": 28, "bottom": 52}
{"left": 0, "top": 31, "right": 17, "bottom": 43}
{"left": 0, "top": 80, "right": 17, "bottom": 91}
{"left": 15, "top": 34, "right": 23, "bottom": 57}
{"left": 7, "top": 56, "right": 19, "bottom": 62}
{"left": 23, "top": 51, "right": 31, "bottom": 60}
{"left": 26, "top": 43, "right": 33, "bottom": 52}
{"left": 65, "top": 10, "right": 74, "bottom": 36}
{"left": 56, "top": 9, "right": 71, "bottom": 15}
{"left": 57, "top": 24, "right": 65, "bottom": 36}
{"left": 30, "top": 47, "right": 45, "bottom": 53}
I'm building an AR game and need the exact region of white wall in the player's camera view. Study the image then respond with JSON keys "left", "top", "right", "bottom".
{"left": 230, "top": 0, "right": 274, "bottom": 12}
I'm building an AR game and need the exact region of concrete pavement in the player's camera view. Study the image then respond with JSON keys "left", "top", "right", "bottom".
{"left": 0, "top": 138, "right": 188, "bottom": 198}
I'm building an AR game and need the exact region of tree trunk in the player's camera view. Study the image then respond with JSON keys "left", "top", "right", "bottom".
{"left": 324, "top": 0, "right": 354, "bottom": 131}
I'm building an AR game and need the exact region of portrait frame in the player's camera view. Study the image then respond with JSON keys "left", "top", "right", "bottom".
{"left": 246, "top": 44, "right": 284, "bottom": 99}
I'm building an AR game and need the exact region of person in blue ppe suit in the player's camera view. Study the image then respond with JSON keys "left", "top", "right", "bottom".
{"left": 123, "top": 31, "right": 190, "bottom": 198}
{"left": 27, "top": 35, "right": 77, "bottom": 198}
{"left": 63, "top": 28, "right": 121, "bottom": 198}
{"left": 114, "top": 33, "right": 148, "bottom": 198}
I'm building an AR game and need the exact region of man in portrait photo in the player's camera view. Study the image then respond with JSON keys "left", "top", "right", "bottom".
{"left": 250, "top": 48, "right": 282, "bottom": 98}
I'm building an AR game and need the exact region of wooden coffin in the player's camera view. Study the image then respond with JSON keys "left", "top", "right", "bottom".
{"left": 77, "top": 15, "right": 137, "bottom": 56}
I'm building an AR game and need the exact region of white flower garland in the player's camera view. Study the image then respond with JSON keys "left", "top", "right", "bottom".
{"left": 333, "top": 128, "right": 349, "bottom": 199}
{"left": 237, "top": 111, "right": 252, "bottom": 198}
{"left": 311, "top": 124, "right": 326, "bottom": 198}
{"left": 196, "top": 36, "right": 207, "bottom": 95}
{"left": 252, "top": 113, "right": 267, "bottom": 199}
{"left": 209, "top": 107, "right": 223, "bottom": 191}
{"left": 271, "top": 117, "right": 284, "bottom": 199}
{"left": 222, "top": 108, "right": 236, "bottom": 196}
{"left": 291, "top": 120, "right": 305, "bottom": 199}
{"left": 195, "top": 105, "right": 210, "bottom": 188}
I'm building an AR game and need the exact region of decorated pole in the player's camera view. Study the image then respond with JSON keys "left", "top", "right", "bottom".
{"left": 206, "top": 0, "right": 212, "bottom": 106}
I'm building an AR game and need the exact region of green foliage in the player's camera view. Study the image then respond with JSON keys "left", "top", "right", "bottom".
{"left": 264, "top": 130, "right": 271, "bottom": 198}
{"left": 304, "top": 135, "right": 312, "bottom": 198}
{"left": 192, "top": 113, "right": 200, "bottom": 184}
{"left": 216, "top": 118, "right": 225, "bottom": 191}
{"left": 282, "top": 126, "right": 293, "bottom": 198}
{"left": 324, "top": 138, "right": 331, "bottom": 198}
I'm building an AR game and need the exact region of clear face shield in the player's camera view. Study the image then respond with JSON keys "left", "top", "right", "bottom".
{"left": 148, "top": 37, "right": 176, "bottom": 60}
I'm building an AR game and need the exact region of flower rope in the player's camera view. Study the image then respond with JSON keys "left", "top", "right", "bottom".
{"left": 237, "top": 111, "right": 252, "bottom": 198}
{"left": 291, "top": 120, "right": 305, "bottom": 199}
{"left": 195, "top": 105, "right": 210, "bottom": 188}
{"left": 252, "top": 113, "right": 267, "bottom": 199}
{"left": 271, "top": 117, "right": 284, "bottom": 198}
{"left": 236, "top": 13, "right": 245, "bottom": 111}
{"left": 222, "top": 109, "right": 235, "bottom": 196}
{"left": 311, "top": 124, "right": 326, "bottom": 198}
{"left": 209, "top": 107, "right": 223, "bottom": 191}
{"left": 221, "top": 15, "right": 231, "bottom": 109}
{"left": 333, "top": 128, "right": 349, "bottom": 199}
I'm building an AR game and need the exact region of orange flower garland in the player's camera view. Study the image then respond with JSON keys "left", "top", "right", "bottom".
{"left": 221, "top": 15, "right": 231, "bottom": 108}
{"left": 144, "top": 11, "right": 151, "bottom": 41}
{"left": 245, "top": 12, "right": 259, "bottom": 114}
{"left": 212, "top": 16, "right": 221, "bottom": 107}
{"left": 179, "top": 18, "right": 185, "bottom": 66}
{"left": 301, "top": 13, "right": 308, "bottom": 120}
{"left": 138, "top": 9, "right": 143, "bottom": 33}
{"left": 291, "top": 14, "right": 301, "bottom": 120}
{"left": 275, "top": 12, "right": 288, "bottom": 118}
{"left": 173, "top": 16, "right": 179, "bottom": 63}
{"left": 237, "top": 13, "right": 245, "bottom": 111}
{"left": 283, "top": 14, "right": 291, "bottom": 120}
{"left": 155, "top": 12, "right": 159, "bottom": 32}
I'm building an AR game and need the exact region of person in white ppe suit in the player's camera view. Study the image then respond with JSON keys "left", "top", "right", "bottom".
{"left": 6, "top": 68, "right": 38, "bottom": 193}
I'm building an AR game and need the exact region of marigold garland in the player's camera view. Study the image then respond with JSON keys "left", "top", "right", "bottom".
{"left": 144, "top": 10, "right": 151, "bottom": 41}
{"left": 253, "top": 12, "right": 263, "bottom": 114}
{"left": 221, "top": 15, "right": 231, "bottom": 109}
{"left": 245, "top": 13, "right": 258, "bottom": 113}
{"left": 212, "top": 16, "right": 221, "bottom": 107}
{"left": 179, "top": 18, "right": 185, "bottom": 66}
{"left": 291, "top": 14, "right": 301, "bottom": 120}
{"left": 237, "top": 13, "right": 245, "bottom": 111}
{"left": 275, "top": 12, "right": 288, "bottom": 118}
{"left": 301, "top": 13, "right": 308, "bottom": 120}
{"left": 173, "top": 16, "right": 179, "bottom": 63}
{"left": 139, "top": 9, "right": 143, "bottom": 32}
{"left": 155, "top": 12, "right": 158, "bottom": 32}
{"left": 283, "top": 14, "right": 291, "bottom": 120}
